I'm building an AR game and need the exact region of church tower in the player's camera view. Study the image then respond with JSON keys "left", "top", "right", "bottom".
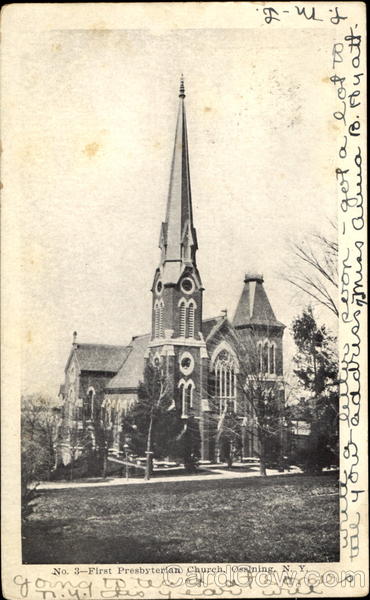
{"left": 148, "top": 77, "right": 208, "bottom": 419}
{"left": 233, "top": 273, "right": 285, "bottom": 378}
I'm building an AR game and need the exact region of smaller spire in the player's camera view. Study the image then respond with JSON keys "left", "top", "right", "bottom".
{"left": 179, "top": 74, "right": 185, "bottom": 98}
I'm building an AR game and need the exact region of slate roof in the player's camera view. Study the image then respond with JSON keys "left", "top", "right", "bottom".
{"left": 233, "top": 275, "right": 285, "bottom": 329}
{"left": 202, "top": 316, "right": 224, "bottom": 340}
{"left": 162, "top": 79, "right": 196, "bottom": 265}
{"left": 106, "top": 334, "right": 151, "bottom": 391}
{"left": 73, "top": 344, "right": 130, "bottom": 373}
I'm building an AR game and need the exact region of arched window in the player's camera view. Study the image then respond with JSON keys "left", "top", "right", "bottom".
{"left": 106, "top": 403, "right": 113, "bottom": 428}
{"left": 178, "top": 379, "right": 185, "bottom": 412}
{"left": 184, "top": 382, "right": 193, "bottom": 416}
{"left": 179, "top": 299, "right": 186, "bottom": 337}
{"left": 154, "top": 300, "right": 160, "bottom": 338}
{"left": 269, "top": 343, "right": 276, "bottom": 374}
{"left": 152, "top": 352, "right": 161, "bottom": 367}
{"left": 208, "top": 370, "right": 216, "bottom": 398}
{"left": 257, "top": 342, "right": 263, "bottom": 373}
{"left": 178, "top": 380, "right": 194, "bottom": 417}
{"left": 68, "top": 388, "right": 74, "bottom": 421}
{"left": 212, "top": 347, "right": 238, "bottom": 414}
{"left": 225, "top": 365, "right": 230, "bottom": 397}
{"left": 154, "top": 299, "right": 164, "bottom": 338}
{"left": 86, "top": 387, "right": 95, "bottom": 421}
{"left": 263, "top": 341, "right": 269, "bottom": 374}
{"left": 187, "top": 301, "right": 195, "bottom": 337}
{"left": 158, "top": 299, "right": 164, "bottom": 337}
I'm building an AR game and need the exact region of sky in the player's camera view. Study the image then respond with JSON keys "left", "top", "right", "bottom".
{"left": 4, "top": 22, "right": 339, "bottom": 395}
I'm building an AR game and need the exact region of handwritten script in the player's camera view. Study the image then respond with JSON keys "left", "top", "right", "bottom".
{"left": 332, "top": 21, "right": 366, "bottom": 565}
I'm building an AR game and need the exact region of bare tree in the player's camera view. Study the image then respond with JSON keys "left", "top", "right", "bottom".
{"left": 284, "top": 221, "right": 339, "bottom": 318}
{"left": 21, "top": 394, "right": 62, "bottom": 519}
{"left": 206, "top": 328, "right": 285, "bottom": 476}
{"left": 21, "top": 394, "right": 62, "bottom": 480}
{"left": 67, "top": 424, "right": 82, "bottom": 481}
{"left": 91, "top": 400, "right": 116, "bottom": 479}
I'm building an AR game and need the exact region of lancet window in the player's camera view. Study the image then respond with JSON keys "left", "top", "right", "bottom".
{"left": 269, "top": 343, "right": 276, "bottom": 375}
{"left": 86, "top": 387, "right": 95, "bottom": 421}
{"left": 178, "top": 379, "right": 194, "bottom": 417}
{"left": 154, "top": 299, "right": 164, "bottom": 338}
{"left": 178, "top": 298, "right": 197, "bottom": 338}
{"left": 179, "top": 299, "right": 186, "bottom": 337}
{"left": 212, "top": 346, "right": 238, "bottom": 414}
{"left": 187, "top": 301, "right": 195, "bottom": 337}
{"left": 257, "top": 340, "right": 277, "bottom": 375}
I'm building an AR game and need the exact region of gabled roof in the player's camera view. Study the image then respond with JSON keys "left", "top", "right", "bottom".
{"left": 106, "top": 334, "right": 151, "bottom": 391}
{"left": 69, "top": 344, "right": 130, "bottom": 373}
{"left": 233, "top": 274, "right": 285, "bottom": 329}
{"left": 202, "top": 316, "right": 224, "bottom": 341}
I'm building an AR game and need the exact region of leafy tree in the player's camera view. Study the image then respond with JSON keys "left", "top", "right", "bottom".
{"left": 292, "top": 306, "right": 338, "bottom": 393}
{"left": 89, "top": 401, "right": 116, "bottom": 479}
{"left": 123, "top": 362, "right": 200, "bottom": 476}
{"left": 285, "top": 397, "right": 313, "bottom": 423}
{"left": 177, "top": 412, "right": 202, "bottom": 473}
{"left": 291, "top": 306, "right": 339, "bottom": 471}
{"left": 123, "top": 362, "right": 181, "bottom": 479}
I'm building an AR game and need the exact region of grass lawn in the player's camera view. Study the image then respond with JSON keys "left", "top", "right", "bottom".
{"left": 23, "top": 472, "right": 339, "bottom": 564}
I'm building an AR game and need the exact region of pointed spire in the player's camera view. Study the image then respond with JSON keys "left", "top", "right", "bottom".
{"left": 159, "top": 76, "right": 198, "bottom": 280}
{"left": 179, "top": 74, "right": 185, "bottom": 98}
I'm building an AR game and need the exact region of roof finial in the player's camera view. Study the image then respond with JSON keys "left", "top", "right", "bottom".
{"left": 179, "top": 74, "right": 185, "bottom": 98}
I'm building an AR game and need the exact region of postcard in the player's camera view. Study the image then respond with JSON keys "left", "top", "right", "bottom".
{"left": 1, "top": 2, "right": 367, "bottom": 598}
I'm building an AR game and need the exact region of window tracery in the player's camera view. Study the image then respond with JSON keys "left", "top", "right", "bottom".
{"left": 257, "top": 340, "right": 277, "bottom": 375}
{"left": 213, "top": 347, "right": 238, "bottom": 414}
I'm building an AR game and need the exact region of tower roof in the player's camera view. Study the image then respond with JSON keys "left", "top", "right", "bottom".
{"left": 233, "top": 274, "right": 285, "bottom": 329}
{"left": 159, "top": 76, "right": 198, "bottom": 282}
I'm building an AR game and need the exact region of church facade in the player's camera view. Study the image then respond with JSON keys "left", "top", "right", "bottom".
{"left": 57, "top": 79, "right": 285, "bottom": 466}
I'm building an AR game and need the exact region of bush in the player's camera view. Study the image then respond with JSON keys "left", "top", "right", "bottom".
{"left": 21, "top": 439, "right": 49, "bottom": 521}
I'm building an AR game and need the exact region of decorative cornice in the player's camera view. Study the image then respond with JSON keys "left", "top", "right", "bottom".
{"left": 148, "top": 337, "right": 207, "bottom": 349}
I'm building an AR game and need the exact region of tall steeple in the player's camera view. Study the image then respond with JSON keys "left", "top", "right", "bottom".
{"left": 150, "top": 77, "right": 204, "bottom": 346}
{"left": 149, "top": 77, "right": 207, "bottom": 430}
{"left": 159, "top": 76, "right": 198, "bottom": 283}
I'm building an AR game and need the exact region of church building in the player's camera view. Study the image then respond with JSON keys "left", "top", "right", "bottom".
{"left": 58, "top": 78, "right": 285, "bottom": 467}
